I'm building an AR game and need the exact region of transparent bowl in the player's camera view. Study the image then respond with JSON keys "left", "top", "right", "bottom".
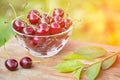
{"left": 11, "top": 16, "right": 73, "bottom": 57}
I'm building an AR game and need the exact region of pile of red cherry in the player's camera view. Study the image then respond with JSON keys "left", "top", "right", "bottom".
{"left": 6, "top": 8, "right": 72, "bottom": 71}
{"left": 5, "top": 57, "right": 32, "bottom": 71}
{"left": 13, "top": 8, "right": 72, "bottom": 36}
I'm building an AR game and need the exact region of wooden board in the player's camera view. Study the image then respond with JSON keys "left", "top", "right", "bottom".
{"left": 1, "top": 37, "right": 120, "bottom": 80}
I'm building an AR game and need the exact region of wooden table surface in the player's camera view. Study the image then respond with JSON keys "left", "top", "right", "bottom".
{"left": 1, "top": 37, "right": 120, "bottom": 80}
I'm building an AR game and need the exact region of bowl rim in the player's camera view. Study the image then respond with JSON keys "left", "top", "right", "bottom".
{"left": 11, "top": 15, "right": 73, "bottom": 37}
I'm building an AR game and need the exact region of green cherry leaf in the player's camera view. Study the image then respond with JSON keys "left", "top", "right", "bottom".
{"left": 102, "top": 55, "right": 117, "bottom": 70}
{"left": 76, "top": 46, "right": 107, "bottom": 59}
{"left": 63, "top": 53, "right": 91, "bottom": 60}
{"left": 54, "top": 60, "right": 84, "bottom": 73}
{"left": 86, "top": 61, "right": 102, "bottom": 80}
{"left": 73, "top": 66, "right": 84, "bottom": 80}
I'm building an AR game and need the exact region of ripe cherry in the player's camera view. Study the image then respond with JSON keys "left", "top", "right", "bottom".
{"left": 54, "top": 16, "right": 63, "bottom": 22}
{"left": 27, "top": 10, "right": 40, "bottom": 24}
{"left": 31, "top": 37, "right": 39, "bottom": 45}
{"left": 20, "top": 57, "right": 32, "bottom": 69}
{"left": 53, "top": 8, "right": 64, "bottom": 17}
{"left": 5, "top": 59, "right": 18, "bottom": 71}
{"left": 50, "top": 22, "right": 61, "bottom": 34}
{"left": 54, "top": 16, "right": 65, "bottom": 27}
{"left": 13, "top": 20, "right": 25, "bottom": 33}
{"left": 31, "top": 37, "right": 45, "bottom": 46}
{"left": 35, "top": 23, "right": 49, "bottom": 35}
{"left": 41, "top": 13, "right": 52, "bottom": 24}
{"left": 23, "top": 27, "right": 34, "bottom": 35}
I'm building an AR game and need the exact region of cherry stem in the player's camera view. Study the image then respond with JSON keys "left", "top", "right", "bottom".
{"left": 65, "top": 0, "right": 71, "bottom": 13}
{"left": 3, "top": 38, "right": 10, "bottom": 59}
{"left": 23, "top": 0, "right": 28, "bottom": 10}
{"left": 64, "top": 13, "right": 69, "bottom": 18}
{"left": 46, "top": 8, "right": 53, "bottom": 17}
{"left": 23, "top": 1, "right": 28, "bottom": 14}
{"left": 72, "top": 19, "right": 81, "bottom": 24}
{"left": 32, "top": 61, "right": 41, "bottom": 63}
{"left": 33, "top": 12, "right": 41, "bottom": 19}
{"left": 8, "top": 2, "right": 17, "bottom": 18}
{"left": 19, "top": 18, "right": 35, "bottom": 29}
{"left": 37, "top": 8, "right": 44, "bottom": 13}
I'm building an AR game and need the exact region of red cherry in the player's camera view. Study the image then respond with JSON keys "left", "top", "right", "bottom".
{"left": 13, "top": 20, "right": 25, "bottom": 33}
{"left": 64, "top": 19, "right": 72, "bottom": 29}
{"left": 31, "top": 37, "right": 45, "bottom": 46}
{"left": 20, "top": 57, "right": 32, "bottom": 69}
{"left": 5, "top": 59, "right": 18, "bottom": 71}
{"left": 31, "top": 37, "right": 39, "bottom": 45}
{"left": 60, "top": 21, "right": 65, "bottom": 28}
{"left": 54, "top": 16, "right": 65, "bottom": 27}
{"left": 53, "top": 8, "right": 64, "bottom": 17}
{"left": 23, "top": 27, "right": 34, "bottom": 35}
{"left": 41, "top": 13, "right": 52, "bottom": 24}
{"left": 27, "top": 10, "right": 40, "bottom": 24}
{"left": 54, "top": 16, "right": 63, "bottom": 22}
{"left": 50, "top": 22, "right": 61, "bottom": 34}
{"left": 35, "top": 23, "right": 49, "bottom": 35}
{"left": 38, "top": 19, "right": 41, "bottom": 24}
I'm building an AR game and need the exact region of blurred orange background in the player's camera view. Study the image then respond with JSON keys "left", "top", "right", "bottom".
{"left": 69, "top": 0, "right": 120, "bottom": 45}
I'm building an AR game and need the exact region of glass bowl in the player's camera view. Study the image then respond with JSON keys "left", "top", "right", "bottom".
{"left": 11, "top": 16, "right": 73, "bottom": 57}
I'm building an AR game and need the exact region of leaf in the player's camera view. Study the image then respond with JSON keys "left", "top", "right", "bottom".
{"left": 102, "top": 55, "right": 117, "bottom": 70}
{"left": 86, "top": 61, "right": 102, "bottom": 80}
{"left": 73, "top": 66, "right": 84, "bottom": 80}
{"left": 76, "top": 46, "right": 107, "bottom": 59}
{"left": 64, "top": 53, "right": 91, "bottom": 60}
{"left": 54, "top": 60, "right": 84, "bottom": 73}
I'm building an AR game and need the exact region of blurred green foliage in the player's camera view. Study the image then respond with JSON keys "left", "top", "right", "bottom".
{"left": 0, "top": 17, "right": 13, "bottom": 46}
{"left": 1, "top": 0, "right": 120, "bottom": 46}
{"left": 0, "top": 0, "right": 76, "bottom": 46}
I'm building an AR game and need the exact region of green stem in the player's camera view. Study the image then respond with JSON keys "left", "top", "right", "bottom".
{"left": 88, "top": 51, "right": 120, "bottom": 67}
{"left": 102, "top": 52, "right": 119, "bottom": 61}
{"left": 19, "top": 18, "right": 35, "bottom": 29}
{"left": 65, "top": 0, "right": 70, "bottom": 13}
{"left": 23, "top": 0, "right": 28, "bottom": 11}
{"left": 32, "top": 61, "right": 41, "bottom": 63}
{"left": 32, "top": 12, "right": 41, "bottom": 19}
{"left": 3, "top": 39, "right": 10, "bottom": 59}
{"left": 9, "top": 3, "right": 17, "bottom": 18}
{"left": 46, "top": 8, "right": 53, "bottom": 17}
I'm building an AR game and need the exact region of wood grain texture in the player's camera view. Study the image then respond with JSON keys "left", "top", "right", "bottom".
{"left": 1, "top": 37, "right": 120, "bottom": 80}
